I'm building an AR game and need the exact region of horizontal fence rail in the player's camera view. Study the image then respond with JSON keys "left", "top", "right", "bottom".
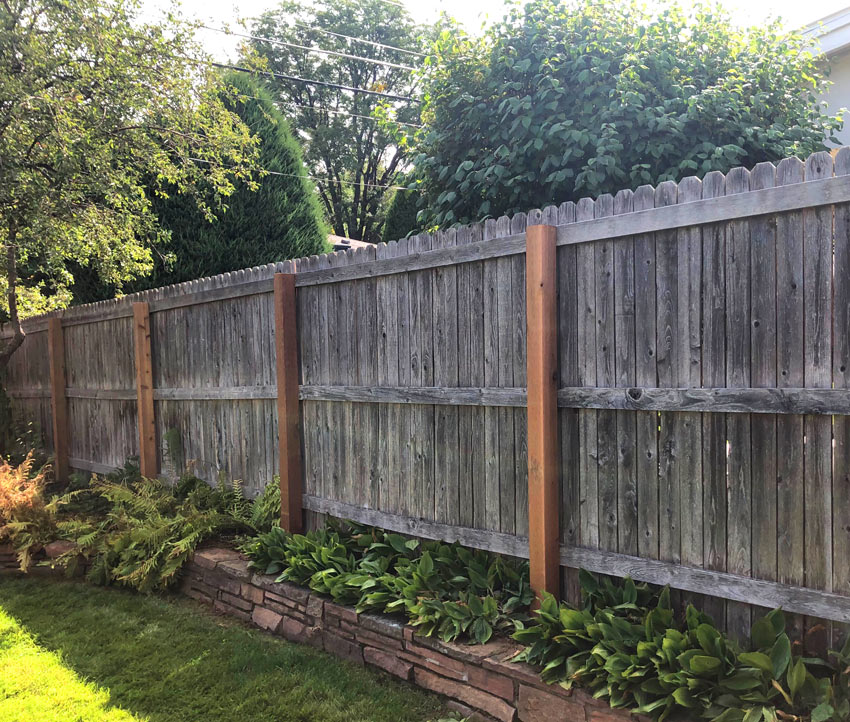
{"left": 5, "top": 146, "right": 850, "bottom": 641}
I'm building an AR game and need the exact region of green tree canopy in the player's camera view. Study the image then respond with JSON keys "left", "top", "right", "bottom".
{"left": 73, "top": 72, "right": 328, "bottom": 301}
{"left": 0, "top": 0, "right": 260, "bottom": 371}
{"left": 407, "top": 0, "right": 843, "bottom": 228}
{"left": 247, "top": 0, "right": 424, "bottom": 242}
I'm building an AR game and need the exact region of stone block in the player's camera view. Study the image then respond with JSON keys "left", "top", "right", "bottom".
{"left": 363, "top": 646, "right": 413, "bottom": 680}
{"left": 193, "top": 547, "right": 241, "bottom": 570}
{"left": 323, "top": 631, "right": 364, "bottom": 664}
{"left": 217, "top": 558, "right": 252, "bottom": 581}
{"left": 202, "top": 571, "right": 242, "bottom": 597}
{"left": 359, "top": 613, "right": 405, "bottom": 640}
{"left": 252, "top": 606, "right": 283, "bottom": 632}
{"left": 355, "top": 627, "right": 404, "bottom": 651}
{"left": 324, "top": 601, "right": 358, "bottom": 624}
{"left": 220, "top": 591, "right": 252, "bottom": 612}
{"left": 214, "top": 599, "right": 251, "bottom": 622}
{"left": 414, "top": 668, "right": 516, "bottom": 722}
{"left": 403, "top": 641, "right": 468, "bottom": 680}
{"left": 241, "top": 583, "right": 265, "bottom": 605}
{"left": 467, "top": 664, "right": 516, "bottom": 701}
{"left": 517, "top": 685, "right": 588, "bottom": 722}
{"left": 306, "top": 594, "right": 324, "bottom": 621}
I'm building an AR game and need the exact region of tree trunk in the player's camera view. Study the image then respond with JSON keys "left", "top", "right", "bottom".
{"left": 0, "top": 225, "right": 26, "bottom": 376}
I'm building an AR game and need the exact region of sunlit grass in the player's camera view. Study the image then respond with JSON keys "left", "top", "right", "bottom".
{"left": 0, "top": 603, "right": 141, "bottom": 722}
{"left": 0, "top": 576, "right": 447, "bottom": 722}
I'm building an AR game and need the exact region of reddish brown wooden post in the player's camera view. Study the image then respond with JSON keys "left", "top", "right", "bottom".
{"left": 526, "top": 224, "right": 561, "bottom": 601}
{"left": 133, "top": 302, "right": 158, "bottom": 478}
{"left": 274, "top": 272, "right": 303, "bottom": 533}
{"left": 47, "top": 317, "right": 70, "bottom": 483}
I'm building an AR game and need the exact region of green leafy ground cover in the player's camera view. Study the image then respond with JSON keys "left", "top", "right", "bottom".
{"left": 0, "top": 576, "right": 448, "bottom": 722}
{"left": 244, "top": 523, "right": 850, "bottom": 722}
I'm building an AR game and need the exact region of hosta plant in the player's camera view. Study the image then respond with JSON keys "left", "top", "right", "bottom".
{"left": 241, "top": 520, "right": 534, "bottom": 644}
{"left": 513, "top": 571, "right": 850, "bottom": 722}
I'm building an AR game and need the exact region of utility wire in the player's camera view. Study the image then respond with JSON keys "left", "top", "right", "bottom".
{"left": 200, "top": 25, "right": 418, "bottom": 72}
{"left": 188, "top": 157, "right": 414, "bottom": 191}
{"left": 286, "top": 100, "right": 421, "bottom": 128}
{"left": 290, "top": 21, "right": 427, "bottom": 58}
{"left": 207, "top": 60, "right": 419, "bottom": 102}
{"left": 231, "top": 90, "right": 422, "bottom": 127}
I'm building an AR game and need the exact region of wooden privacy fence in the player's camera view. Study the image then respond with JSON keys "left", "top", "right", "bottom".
{"left": 5, "top": 148, "right": 850, "bottom": 640}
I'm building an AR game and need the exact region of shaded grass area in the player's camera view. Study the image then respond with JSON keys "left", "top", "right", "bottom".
{"left": 0, "top": 576, "right": 449, "bottom": 722}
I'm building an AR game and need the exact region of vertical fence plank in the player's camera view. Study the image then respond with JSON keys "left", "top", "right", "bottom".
{"left": 483, "top": 220, "right": 501, "bottom": 531}
{"left": 557, "top": 201, "right": 581, "bottom": 604}
{"left": 133, "top": 302, "right": 157, "bottom": 479}
{"left": 576, "top": 198, "right": 599, "bottom": 552}
{"left": 803, "top": 151, "right": 834, "bottom": 653}
{"left": 654, "top": 180, "right": 681, "bottom": 572}
{"left": 594, "top": 195, "right": 618, "bottom": 553}
{"left": 456, "top": 223, "right": 484, "bottom": 528}
{"left": 833, "top": 147, "right": 850, "bottom": 647}
{"left": 613, "top": 190, "right": 637, "bottom": 557}
{"left": 274, "top": 273, "right": 303, "bottom": 533}
{"left": 750, "top": 161, "right": 778, "bottom": 624}
{"left": 774, "top": 157, "right": 806, "bottom": 641}
{"left": 725, "top": 166, "right": 753, "bottom": 641}
{"left": 433, "top": 229, "right": 460, "bottom": 525}
{"left": 633, "top": 185, "right": 658, "bottom": 562}
{"left": 676, "top": 175, "right": 704, "bottom": 604}
{"left": 511, "top": 212, "right": 529, "bottom": 538}
{"left": 377, "top": 241, "right": 401, "bottom": 515}
{"left": 526, "top": 224, "right": 560, "bottom": 599}
{"left": 47, "top": 318, "right": 69, "bottom": 482}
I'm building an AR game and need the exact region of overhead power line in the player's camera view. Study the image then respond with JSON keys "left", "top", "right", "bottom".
{"left": 231, "top": 91, "right": 421, "bottom": 127}
{"left": 208, "top": 61, "right": 419, "bottom": 102}
{"left": 200, "top": 25, "right": 418, "bottom": 72}
{"left": 290, "top": 21, "right": 427, "bottom": 59}
{"left": 287, "top": 100, "right": 421, "bottom": 127}
{"left": 188, "top": 157, "right": 414, "bottom": 191}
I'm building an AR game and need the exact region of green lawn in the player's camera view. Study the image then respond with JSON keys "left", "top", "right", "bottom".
{"left": 0, "top": 576, "right": 450, "bottom": 722}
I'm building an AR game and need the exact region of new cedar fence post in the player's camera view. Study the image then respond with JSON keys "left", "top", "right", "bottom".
{"left": 47, "top": 317, "right": 70, "bottom": 483}
{"left": 133, "top": 302, "right": 158, "bottom": 478}
{"left": 274, "top": 272, "right": 303, "bottom": 534}
{"left": 525, "top": 224, "right": 561, "bottom": 600}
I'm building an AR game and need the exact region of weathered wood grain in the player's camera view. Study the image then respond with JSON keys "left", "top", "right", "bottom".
{"left": 632, "top": 185, "right": 658, "bottom": 562}
{"left": 833, "top": 149, "right": 850, "bottom": 645}
{"left": 47, "top": 318, "right": 70, "bottom": 482}
{"left": 750, "top": 161, "right": 779, "bottom": 624}
{"left": 803, "top": 151, "right": 835, "bottom": 652}
{"left": 613, "top": 190, "right": 637, "bottom": 556}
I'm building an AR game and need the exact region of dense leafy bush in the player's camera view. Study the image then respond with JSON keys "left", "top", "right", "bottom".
{"left": 407, "top": 0, "right": 843, "bottom": 228}
{"left": 514, "top": 571, "right": 850, "bottom": 722}
{"left": 241, "top": 520, "right": 534, "bottom": 644}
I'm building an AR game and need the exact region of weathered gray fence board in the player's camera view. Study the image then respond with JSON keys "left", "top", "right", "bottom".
{"left": 834, "top": 150, "right": 850, "bottom": 631}
{"left": 749, "top": 162, "right": 778, "bottom": 624}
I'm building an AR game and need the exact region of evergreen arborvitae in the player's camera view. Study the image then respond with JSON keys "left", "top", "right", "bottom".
{"left": 381, "top": 185, "right": 419, "bottom": 243}
{"left": 73, "top": 72, "right": 327, "bottom": 301}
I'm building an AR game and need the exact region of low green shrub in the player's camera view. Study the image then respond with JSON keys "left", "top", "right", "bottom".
{"left": 241, "top": 520, "right": 534, "bottom": 644}
{"left": 513, "top": 571, "right": 850, "bottom": 722}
